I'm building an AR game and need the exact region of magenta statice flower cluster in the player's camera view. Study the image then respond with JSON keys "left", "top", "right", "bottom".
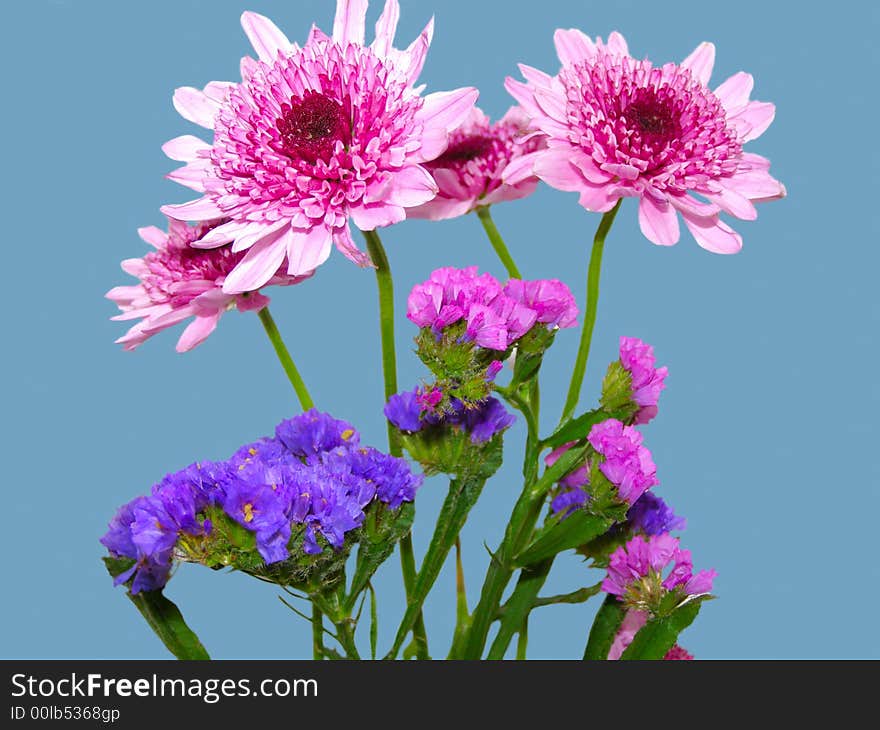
{"left": 407, "top": 266, "right": 578, "bottom": 350}
{"left": 602, "top": 533, "right": 717, "bottom": 613}
{"left": 101, "top": 410, "right": 421, "bottom": 594}
{"left": 618, "top": 336, "right": 668, "bottom": 424}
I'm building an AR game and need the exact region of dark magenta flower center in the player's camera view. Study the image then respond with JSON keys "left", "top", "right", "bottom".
{"left": 276, "top": 91, "right": 351, "bottom": 164}
{"left": 438, "top": 134, "right": 495, "bottom": 163}
{"left": 622, "top": 90, "right": 680, "bottom": 147}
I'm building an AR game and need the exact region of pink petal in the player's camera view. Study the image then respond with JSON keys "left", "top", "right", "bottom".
{"left": 120, "top": 258, "right": 149, "bottom": 277}
{"left": 517, "top": 63, "right": 557, "bottom": 92}
{"left": 222, "top": 228, "right": 289, "bottom": 293}
{"left": 407, "top": 196, "right": 473, "bottom": 221}
{"left": 534, "top": 86, "right": 567, "bottom": 123}
{"left": 681, "top": 212, "right": 743, "bottom": 254}
{"left": 384, "top": 165, "right": 438, "bottom": 207}
{"left": 725, "top": 169, "right": 786, "bottom": 202}
{"left": 286, "top": 225, "right": 333, "bottom": 276}
{"left": 668, "top": 193, "right": 720, "bottom": 218}
{"left": 196, "top": 220, "right": 260, "bottom": 247}
{"left": 638, "top": 194, "right": 680, "bottom": 246}
{"left": 553, "top": 28, "right": 597, "bottom": 65}
{"left": 372, "top": 0, "right": 400, "bottom": 57}
{"left": 172, "top": 87, "right": 220, "bottom": 129}
{"left": 393, "top": 17, "right": 433, "bottom": 84}
{"left": 137, "top": 226, "right": 167, "bottom": 249}
{"left": 143, "top": 304, "right": 197, "bottom": 332}
{"left": 504, "top": 77, "right": 544, "bottom": 120}
{"left": 166, "top": 162, "right": 208, "bottom": 192}
{"left": 578, "top": 185, "right": 619, "bottom": 213}
{"left": 681, "top": 42, "right": 715, "bottom": 86}
{"left": 432, "top": 167, "right": 471, "bottom": 198}
{"left": 162, "top": 135, "right": 210, "bottom": 162}
{"left": 176, "top": 314, "right": 220, "bottom": 353}
{"left": 161, "top": 196, "right": 224, "bottom": 221}
{"left": 333, "top": 226, "right": 373, "bottom": 267}
{"left": 203, "top": 81, "right": 234, "bottom": 104}
{"left": 228, "top": 221, "right": 287, "bottom": 253}
{"left": 705, "top": 187, "right": 757, "bottom": 221}
{"left": 240, "top": 11, "right": 291, "bottom": 63}
{"left": 417, "top": 88, "right": 479, "bottom": 134}
{"left": 533, "top": 148, "right": 587, "bottom": 192}
{"left": 605, "top": 31, "right": 629, "bottom": 56}
{"left": 501, "top": 152, "right": 540, "bottom": 185}
{"left": 333, "top": 0, "right": 368, "bottom": 46}
{"left": 350, "top": 201, "right": 406, "bottom": 230}
{"left": 411, "top": 126, "right": 448, "bottom": 164}
{"left": 714, "top": 72, "right": 753, "bottom": 112}
{"left": 731, "top": 101, "right": 776, "bottom": 142}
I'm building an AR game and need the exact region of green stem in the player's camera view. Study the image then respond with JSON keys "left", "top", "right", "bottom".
{"left": 361, "top": 228, "right": 429, "bottom": 660}
{"left": 257, "top": 307, "right": 315, "bottom": 411}
{"left": 311, "top": 603, "right": 324, "bottom": 660}
{"left": 559, "top": 201, "right": 621, "bottom": 424}
{"left": 476, "top": 206, "right": 522, "bottom": 279}
{"left": 488, "top": 559, "right": 551, "bottom": 659}
{"left": 516, "top": 619, "right": 529, "bottom": 660}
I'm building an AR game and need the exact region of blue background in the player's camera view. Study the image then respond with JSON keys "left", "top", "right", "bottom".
{"left": 2, "top": 0, "right": 877, "bottom": 659}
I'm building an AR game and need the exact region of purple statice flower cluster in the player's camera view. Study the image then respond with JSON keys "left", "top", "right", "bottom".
{"left": 602, "top": 533, "right": 717, "bottom": 612}
{"left": 618, "top": 337, "right": 668, "bottom": 424}
{"left": 407, "top": 266, "right": 578, "bottom": 351}
{"left": 101, "top": 410, "right": 422, "bottom": 593}
{"left": 626, "top": 492, "right": 686, "bottom": 536}
{"left": 385, "top": 387, "right": 515, "bottom": 444}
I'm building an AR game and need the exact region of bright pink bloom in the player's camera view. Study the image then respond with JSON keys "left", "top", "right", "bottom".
{"left": 607, "top": 609, "right": 648, "bottom": 660}
{"left": 406, "top": 267, "right": 577, "bottom": 351}
{"left": 408, "top": 106, "right": 542, "bottom": 220}
{"left": 107, "top": 219, "right": 307, "bottom": 352}
{"left": 602, "top": 534, "right": 717, "bottom": 610}
{"left": 588, "top": 419, "right": 658, "bottom": 505}
{"left": 505, "top": 31, "right": 785, "bottom": 253}
{"left": 161, "top": 1, "right": 478, "bottom": 293}
{"left": 619, "top": 336, "right": 668, "bottom": 424}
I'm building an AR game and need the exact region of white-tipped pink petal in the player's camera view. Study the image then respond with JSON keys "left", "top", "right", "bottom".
{"left": 638, "top": 194, "right": 681, "bottom": 246}
{"left": 240, "top": 11, "right": 292, "bottom": 63}
{"left": 714, "top": 72, "right": 754, "bottom": 112}
{"left": 533, "top": 149, "right": 587, "bottom": 191}
{"left": 137, "top": 226, "right": 168, "bottom": 249}
{"left": 161, "top": 196, "right": 225, "bottom": 221}
{"left": 172, "top": 87, "right": 220, "bottom": 129}
{"left": 333, "top": 226, "right": 373, "bottom": 267}
{"left": 194, "top": 220, "right": 256, "bottom": 248}
{"left": 286, "top": 226, "right": 333, "bottom": 276}
{"left": 121, "top": 258, "right": 149, "bottom": 277}
{"left": 372, "top": 0, "right": 400, "bottom": 57}
{"left": 417, "top": 88, "right": 479, "bottom": 133}
{"left": 333, "top": 0, "right": 368, "bottom": 46}
{"left": 384, "top": 165, "right": 439, "bottom": 207}
{"left": 681, "top": 42, "right": 716, "bottom": 86}
{"left": 162, "top": 135, "right": 211, "bottom": 162}
{"left": 227, "top": 221, "right": 287, "bottom": 253}
{"left": 203, "top": 82, "right": 235, "bottom": 104}
{"left": 222, "top": 228, "right": 289, "bottom": 293}
{"left": 731, "top": 101, "right": 776, "bottom": 142}
{"left": 175, "top": 315, "right": 221, "bottom": 352}
{"left": 553, "top": 28, "right": 597, "bottom": 65}
{"left": 605, "top": 31, "right": 629, "bottom": 56}
{"left": 681, "top": 213, "right": 743, "bottom": 254}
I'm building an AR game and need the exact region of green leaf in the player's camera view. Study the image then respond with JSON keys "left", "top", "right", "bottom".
{"left": 542, "top": 408, "right": 606, "bottom": 449}
{"left": 514, "top": 512, "right": 612, "bottom": 567}
{"left": 387, "top": 475, "right": 487, "bottom": 658}
{"left": 104, "top": 557, "right": 210, "bottom": 660}
{"left": 346, "top": 502, "right": 414, "bottom": 610}
{"left": 487, "top": 559, "right": 552, "bottom": 659}
{"left": 621, "top": 596, "right": 711, "bottom": 660}
{"left": 583, "top": 594, "right": 626, "bottom": 660}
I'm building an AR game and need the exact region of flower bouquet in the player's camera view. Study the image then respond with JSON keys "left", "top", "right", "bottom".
{"left": 101, "top": 0, "right": 783, "bottom": 660}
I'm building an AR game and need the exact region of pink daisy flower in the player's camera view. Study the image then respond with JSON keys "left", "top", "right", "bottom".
{"left": 505, "top": 31, "right": 785, "bottom": 253}
{"left": 107, "top": 219, "right": 309, "bottom": 352}
{"left": 160, "top": 0, "right": 478, "bottom": 293}
{"left": 408, "top": 106, "right": 543, "bottom": 220}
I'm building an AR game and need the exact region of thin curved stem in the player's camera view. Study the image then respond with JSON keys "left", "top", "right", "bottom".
{"left": 257, "top": 307, "right": 315, "bottom": 411}
{"left": 559, "top": 200, "right": 622, "bottom": 425}
{"left": 312, "top": 603, "right": 324, "bottom": 660}
{"left": 361, "top": 228, "right": 429, "bottom": 660}
{"left": 476, "top": 206, "right": 522, "bottom": 279}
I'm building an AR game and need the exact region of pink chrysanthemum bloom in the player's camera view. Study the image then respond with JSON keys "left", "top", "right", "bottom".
{"left": 408, "top": 106, "right": 543, "bottom": 220}
{"left": 504, "top": 31, "right": 785, "bottom": 253}
{"left": 107, "top": 219, "right": 308, "bottom": 352}
{"left": 161, "top": 1, "right": 478, "bottom": 293}
{"left": 602, "top": 533, "right": 717, "bottom": 613}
